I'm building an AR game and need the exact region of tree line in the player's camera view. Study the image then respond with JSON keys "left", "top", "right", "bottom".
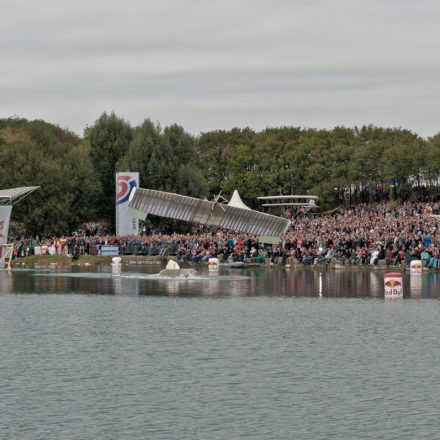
{"left": 1, "top": 114, "right": 439, "bottom": 236}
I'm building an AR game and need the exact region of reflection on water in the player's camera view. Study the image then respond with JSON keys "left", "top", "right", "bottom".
{"left": 2, "top": 266, "right": 440, "bottom": 298}
{"left": 410, "top": 275, "right": 422, "bottom": 298}
{"left": 2, "top": 267, "right": 440, "bottom": 439}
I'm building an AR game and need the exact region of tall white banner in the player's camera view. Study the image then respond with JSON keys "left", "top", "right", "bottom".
{"left": 0, "top": 206, "right": 12, "bottom": 269}
{"left": 116, "top": 172, "right": 139, "bottom": 236}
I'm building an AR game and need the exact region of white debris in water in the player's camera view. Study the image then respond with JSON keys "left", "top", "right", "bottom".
{"left": 33, "top": 271, "right": 250, "bottom": 281}
{"left": 166, "top": 260, "right": 180, "bottom": 270}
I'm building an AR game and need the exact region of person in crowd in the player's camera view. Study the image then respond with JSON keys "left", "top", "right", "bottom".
{"left": 9, "top": 201, "right": 440, "bottom": 268}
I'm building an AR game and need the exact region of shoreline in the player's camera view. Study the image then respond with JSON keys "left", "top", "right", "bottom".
{"left": 9, "top": 255, "right": 438, "bottom": 273}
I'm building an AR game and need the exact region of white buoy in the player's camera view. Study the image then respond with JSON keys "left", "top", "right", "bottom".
{"left": 410, "top": 260, "right": 422, "bottom": 275}
{"left": 384, "top": 272, "right": 403, "bottom": 299}
{"left": 208, "top": 257, "right": 219, "bottom": 271}
{"left": 111, "top": 256, "right": 122, "bottom": 271}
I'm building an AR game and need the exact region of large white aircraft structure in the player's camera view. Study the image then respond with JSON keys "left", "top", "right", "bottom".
{"left": 127, "top": 188, "right": 291, "bottom": 243}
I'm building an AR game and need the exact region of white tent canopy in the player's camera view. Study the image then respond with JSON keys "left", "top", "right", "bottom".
{"left": 0, "top": 187, "right": 39, "bottom": 206}
{"left": 228, "top": 190, "right": 251, "bottom": 210}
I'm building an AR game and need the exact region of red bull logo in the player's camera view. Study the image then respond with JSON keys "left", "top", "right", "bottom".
{"left": 208, "top": 258, "right": 219, "bottom": 268}
{"left": 384, "top": 279, "right": 402, "bottom": 288}
{"left": 116, "top": 175, "right": 137, "bottom": 205}
{"left": 412, "top": 263, "right": 422, "bottom": 269}
{"left": 384, "top": 274, "right": 403, "bottom": 298}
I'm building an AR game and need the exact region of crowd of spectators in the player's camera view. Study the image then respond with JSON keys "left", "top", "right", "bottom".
{"left": 9, "top": 202, "right": 440, "bottom": 269}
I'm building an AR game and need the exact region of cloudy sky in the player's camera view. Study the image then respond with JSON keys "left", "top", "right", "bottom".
{"left": 1, "top": 0, "right": 439, "bottom": 137}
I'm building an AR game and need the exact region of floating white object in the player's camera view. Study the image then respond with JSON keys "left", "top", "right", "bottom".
{"left": 208, "top": 258, "right": 219, "bottom": 271}
{"left": 410, "top": 260, "right": 422, "bottom": 275}
{"left": 158, "top": 259, "right": 196, "bottom": 277}
{"left": 166, "top": 259, "right": 180, "bottom": 270}
{"left": 384, "top": 272, "right": 403, "bottom": 299}
{"left": 111, "top": 256, "right": 122, "bottom": 271}
{"left": 158, "top": 268, "right": 197, "bottom": 278}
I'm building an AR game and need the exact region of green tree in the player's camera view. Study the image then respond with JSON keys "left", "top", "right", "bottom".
{"left": 0, "top": 118, "right": 101, "bottom": 236}
{"left": 118, "top": 120, "right": 208, "bottom": 197}
{"left": 422, "top": 132, "right": 440, "bottom": 191}
{"left": 85, "top": 112, "right": 133, "bottom": 225}
{"left": 197, "top": 128, "right": 255, "bottom": 197}
{"left": 117, "top": 119, "right": 162, "bottom": 187}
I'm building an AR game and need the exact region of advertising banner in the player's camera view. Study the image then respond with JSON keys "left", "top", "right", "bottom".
{"left": 100, "top": 245, "right": 120, "bottom": 256}
{"left": 116, "top": 172, "right": 139, "bottom": 236}
{"left": 0, "top": 206, "right": 12, "bottom": 269}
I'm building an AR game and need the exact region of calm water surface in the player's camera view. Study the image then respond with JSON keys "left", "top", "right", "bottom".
{"left": 1, "top": 266, "right": 440, "bottom": 439}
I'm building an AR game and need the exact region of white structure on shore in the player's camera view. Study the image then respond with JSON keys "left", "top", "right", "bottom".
{"left": 0, "top": 186, "right": 39, "bottom": 269}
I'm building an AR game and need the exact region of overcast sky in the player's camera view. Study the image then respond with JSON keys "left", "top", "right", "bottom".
{"left": 1, "top": 0, "right": 439, "bottom": 137}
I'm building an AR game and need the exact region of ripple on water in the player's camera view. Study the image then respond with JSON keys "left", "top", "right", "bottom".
{"left": 1, "top": 269, "right": 440, "bottom": 439}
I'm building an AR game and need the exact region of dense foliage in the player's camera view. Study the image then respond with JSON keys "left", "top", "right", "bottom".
{"left": 0, "top": 118, "right": 100, "bottom": 236}
{"left": 199, "top": 126, "right": 440, "bottom": 209}
{"left": 116, "top": 119, "right": 208, "bottom": 198}
{"left": 85, "top": 112, "right": 133, "bottom": 223}
{"left": 1, "top": 113, "right": 439, "bottom": 236}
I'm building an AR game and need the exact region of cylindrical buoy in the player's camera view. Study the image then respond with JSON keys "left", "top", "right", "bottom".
{"left": 410, "top": 260, "right": 422, "bottom": 275}
{"left": 208, "top": 257, "right": 219, "bottom": 271}
{"left": 111, "top": 256, "right": 122, "bottom": 271}
{"left": 384, "top": 272, "right": 403, "bottom": 299}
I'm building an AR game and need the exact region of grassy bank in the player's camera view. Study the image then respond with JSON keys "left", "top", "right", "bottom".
{"left": 12, "top": 255, "right": 114, "bottom": 267}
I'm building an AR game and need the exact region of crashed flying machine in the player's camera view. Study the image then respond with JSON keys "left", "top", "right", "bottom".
{"left": 127, "top": 188, "right": 290, "bottom": 243}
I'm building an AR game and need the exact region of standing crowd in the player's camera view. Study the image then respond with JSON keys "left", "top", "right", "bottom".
{"left": 10, "top": 202, "right": 440, "bottom": 269}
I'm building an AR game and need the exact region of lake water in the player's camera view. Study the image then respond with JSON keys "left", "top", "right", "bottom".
{"left": 1, "top": 266, "right": 440, "bottom": 439}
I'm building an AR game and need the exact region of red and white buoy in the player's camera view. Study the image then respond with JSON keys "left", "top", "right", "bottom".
{"left": 208, "top": 257, "right": 219, "bottom": 271}
{"left": 384, "top": 272, "right": 403, "bottom": 299}
{"left": 410, "top": 260, "right": 422, "bottom": 275}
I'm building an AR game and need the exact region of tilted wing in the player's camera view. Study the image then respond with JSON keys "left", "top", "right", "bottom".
{"left": 127, "top": 188, "right": 290, "bottom": 242}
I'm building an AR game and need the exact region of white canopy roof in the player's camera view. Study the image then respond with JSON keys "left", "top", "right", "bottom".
{"left": 257, "top": 194, "right": 319, "bottom": 208}
{"left": 0, "top": 187, "right": 39, "bottom": 205}
{"left": 227, "top": 190, "right": 251, "bottom": 210}
{"left": 257, "top": 195, "right": 319, "bottom": 200}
